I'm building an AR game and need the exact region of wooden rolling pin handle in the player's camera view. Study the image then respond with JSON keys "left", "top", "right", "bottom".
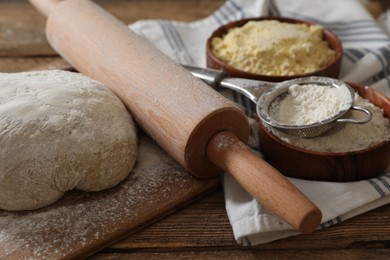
{"left": 206, "top": 131, "right": 322, "bottom": 234}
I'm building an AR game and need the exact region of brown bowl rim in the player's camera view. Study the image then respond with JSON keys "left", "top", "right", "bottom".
{"left": 206, "top": 16, "right": 343, "bottom": 81}
{"left": 259, "top": 82, "right": 390, "bottom": 157}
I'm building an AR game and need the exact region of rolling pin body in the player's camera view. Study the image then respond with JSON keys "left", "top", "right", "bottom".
{"left": 45, "top": 0, "right": 249, "bottom": 178}
{"left": 29, "top": 0, "right": 322, "bottom": 233}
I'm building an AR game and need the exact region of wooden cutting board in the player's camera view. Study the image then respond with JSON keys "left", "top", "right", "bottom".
{"left": 0, "top": 3, "right": 219, "bottom": 258}
{"left": 0, "top": 132, "right": 220, "bottom": 259}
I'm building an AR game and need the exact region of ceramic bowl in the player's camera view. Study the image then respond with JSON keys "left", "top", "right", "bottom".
{"left": 258, "top": 83, "right": 390, "bottom": 182}
{"left": 206, "top": 16, "right": 343, "bottom": 82}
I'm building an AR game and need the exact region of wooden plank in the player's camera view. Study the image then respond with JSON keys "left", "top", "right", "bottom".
{"left": 99, "top": 0, "right": 224, "bottom": 23}
{"left": 0, "top": 56, "right": 71, "bottom": 72}
{"left": 108, "top": 189, "right": 390, "bottom": 250}
{"left": 0, "top": 0, "right": 51, "bottom": 56}
{"left": 0, "top": 133, "right": 220, "bottom": 259}
{"left": 0, "top": 0, "right": 384, "bottom": 57}
{"left": 90, "top": 249, "right": 390, "bottom": 260}
{"left": 0, "top": 0, "right": 224, "bottom": 57}
{"left": 366, "top": 0, "right": 390, "bottom": 18}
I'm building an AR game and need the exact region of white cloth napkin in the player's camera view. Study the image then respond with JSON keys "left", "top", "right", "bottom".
{"left": 129, "top": 0, "right": 390, "bottom": 245}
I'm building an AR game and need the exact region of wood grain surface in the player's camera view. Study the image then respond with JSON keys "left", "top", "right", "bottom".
{"left": 1, "top": 0, "right": 390, "bottom": 259}
{"left": 94, "top": 191, "right": 390, "bottom": 259}
{"left": 0, "top": 133, "right": 220, "bottom": 259}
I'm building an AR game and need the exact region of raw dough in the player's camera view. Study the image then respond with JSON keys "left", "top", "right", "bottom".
{"left": 0, "top": 70, "right": 138, "bottom": 211}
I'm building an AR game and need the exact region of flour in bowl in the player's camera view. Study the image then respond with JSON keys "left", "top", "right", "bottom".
{"left": 211, "top": 20, "right": 336, "bottom": 76}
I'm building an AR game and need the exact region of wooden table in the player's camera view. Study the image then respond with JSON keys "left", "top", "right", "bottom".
{"left": 1, "top": 1, "right": 390, "bottom": 259}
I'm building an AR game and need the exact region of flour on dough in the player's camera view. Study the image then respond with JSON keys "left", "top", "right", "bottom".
{"left": 0, "top": 70, "right": 138, "bottom": 210}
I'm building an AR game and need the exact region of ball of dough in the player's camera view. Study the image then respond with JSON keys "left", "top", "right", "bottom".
{"left": 0, "top": 70, "right": 138, "bottom": 211}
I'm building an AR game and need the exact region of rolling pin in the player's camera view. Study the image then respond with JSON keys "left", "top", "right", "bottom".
{"left": 29, "top": 0, "right": 322, "bottom": 233}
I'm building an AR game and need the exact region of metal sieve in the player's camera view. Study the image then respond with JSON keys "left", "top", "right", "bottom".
{"left": 184, "top": 66, "right": 372, "bottom": 138}
{"left": 256, "top": 77, "right": 372, "bottom": 138}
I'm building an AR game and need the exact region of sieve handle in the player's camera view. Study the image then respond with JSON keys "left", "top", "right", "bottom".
{"left": 184, "top": 65, "right": 274, "bottom": 104}
{"left": 183, "top": 65, "right": 227, "bottom": 88}
{"left": 336, "top": 106, "right": 373, "bottom": 124}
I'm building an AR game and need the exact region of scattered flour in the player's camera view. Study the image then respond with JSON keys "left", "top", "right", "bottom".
{"left": 0, "top": 135, "right": 217, "bottom": 259}
{"left": 269, "top": 83, "right": 351, "bottom": 125}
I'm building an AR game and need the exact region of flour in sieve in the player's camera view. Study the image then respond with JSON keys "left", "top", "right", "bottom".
{"left": 269, "top": 83, "right": 351, "bottom": 126}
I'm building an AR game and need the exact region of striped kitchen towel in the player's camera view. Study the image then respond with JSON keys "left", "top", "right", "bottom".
{"left": 129, "top": 0, "right": 390, "bottom": 245}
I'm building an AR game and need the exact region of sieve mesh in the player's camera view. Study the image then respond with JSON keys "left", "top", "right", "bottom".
{"left": 257, "top": 77, "right": 371, "bottom": 138}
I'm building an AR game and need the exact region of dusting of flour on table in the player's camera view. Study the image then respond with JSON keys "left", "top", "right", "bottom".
{"left": 269, "top": 83, "right": 351, "bottom": 125}
{"left": 269, "top": 93, "right": 390, "bottom": 152}
{"left": 0, "top": 135, "right": 215, "bottom": 259}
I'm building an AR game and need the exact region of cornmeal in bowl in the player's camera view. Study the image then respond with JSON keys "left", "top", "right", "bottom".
{"left": 211, "top": 20, "right": 336, "bottom": 76}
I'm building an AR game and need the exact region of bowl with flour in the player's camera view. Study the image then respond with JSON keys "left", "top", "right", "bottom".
{"left": 258, "top": 83, "right": 390, "bottom": 182}
{"left": 206, "top": 16, "right": 342, "bottom": 82}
